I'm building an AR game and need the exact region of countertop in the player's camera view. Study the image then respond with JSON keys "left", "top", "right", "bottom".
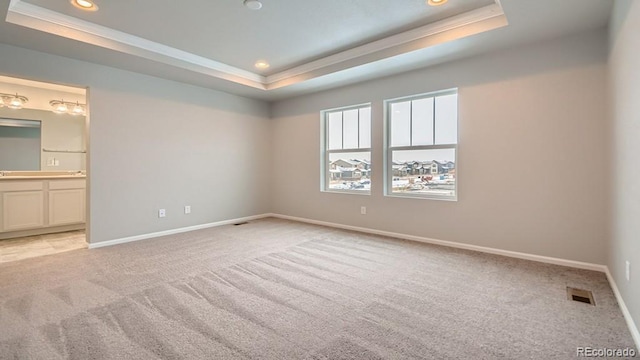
{"left": 0, "top": 175, "right": 86, "bottom": 180}
{"left": 0, "top": 172, "right": 86, "bottom": 180}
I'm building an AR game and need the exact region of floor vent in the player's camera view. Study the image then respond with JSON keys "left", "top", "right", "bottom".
{"left": 567, "top": 287, "right": 595, "bottom": 306}
{"left": 233, "top": 222, "right": 249, "bottom": 226}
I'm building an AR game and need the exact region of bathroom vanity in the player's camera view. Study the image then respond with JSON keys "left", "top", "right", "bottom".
{"left": 0, "top": 171, "right": 86, "bottom": 240}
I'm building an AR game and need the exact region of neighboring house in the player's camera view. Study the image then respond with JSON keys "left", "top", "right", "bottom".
{"left": 392, "top": 161, "right": 408, "bottom": 177}
{"left": 390, "top": 160, "right": 456, "bottom": 176}
{"left": 330, "top": 159, "right": 371, "bottom": 180}
{"left": 427, "top": 160, "right": 456, "bottom": 175}
{"left": 430, "top": 161, "right": 440, "bottom": 175}
{"left": 352, "top": 159, "right": 371, "bottom": 171}
{"left": 331, "top": 159, "right": 359, "bottom": 169}
{"left": 339, "top": 158, "right": 454, "bottom": 178}
{"left": 329, "top": 169, "right": 342, "bottom": 180}
{"left": 406, "top": 161, "right": 424, "bottom": 175}
{"left": 338, "top": 167, "right": 362, "bottom": 180}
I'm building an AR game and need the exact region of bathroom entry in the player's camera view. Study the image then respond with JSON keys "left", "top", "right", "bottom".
{"left": 0, "top": 75, "right": 88, "bottom": 263}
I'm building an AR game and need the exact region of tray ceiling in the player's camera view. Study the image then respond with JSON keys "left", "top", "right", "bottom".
{"left": 0, "top": 0, "right": 613, "bottom": 100}
{"left": 5, "top": 0, "right": 507, "bottom": 91}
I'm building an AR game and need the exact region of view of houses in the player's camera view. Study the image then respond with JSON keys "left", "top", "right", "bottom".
{"left": 328, "top": 158, "right": 455, "bottom": 195}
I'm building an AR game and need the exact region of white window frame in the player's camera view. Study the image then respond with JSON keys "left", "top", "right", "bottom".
{"left": 384, "top": 89, "right": 458, "bottom": 201}
{"left": 320, "top": 103, "right": 372, "bottom": 195}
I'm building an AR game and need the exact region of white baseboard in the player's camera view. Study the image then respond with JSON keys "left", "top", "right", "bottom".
{"left": 605, "top": 268, "right": 640, "bottom": 350}
{"left": 87, "top": 213, "right": 271, "bottom": 249}
{"left": 269, "top": 213, "right": 606, "bottom": 272}
{"left": 270, "top": 213, "right": 639, "bottom": 349}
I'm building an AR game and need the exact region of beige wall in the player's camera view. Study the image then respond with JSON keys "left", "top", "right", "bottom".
{"left": 608, "top": 0, "right": 640, "bottom": 340}
{"left": 0, "top": 27, "right": 615, "bottom": 266}
{"left": 0, "top": 43, "right": 272, "bottom": 244}
{"left": 271, "top": 29, "right": 609, "bottom": 264}
{"left": 40, "top": 112, "right": 85, "bottom": 171}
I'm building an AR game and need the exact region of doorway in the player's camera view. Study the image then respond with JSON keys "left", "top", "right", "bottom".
{"left": 0, "top": 75, "right": 89, "bottom": 263}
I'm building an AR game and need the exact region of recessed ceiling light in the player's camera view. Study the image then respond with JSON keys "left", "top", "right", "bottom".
{"left": 244, "top": 0, "right": 262, "bottom": 10}
{"left": 71, "top": 0, "right": 99, "bottom": 11}
{"left": 427, "top": 0, "right": 448, "bottom": 6}
{"left": 254, "top": 60, "right": 270, "bottom": 70}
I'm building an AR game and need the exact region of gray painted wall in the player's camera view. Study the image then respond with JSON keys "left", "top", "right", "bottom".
{"left": 0, "top": 28, "right": 615, "bottom": 266}
{"left": 271, "top": 29, "right": 609, "bottom": 264}
{"left": 0, "top": 43, "right": 271, "bottom": 244}
{"left": 608, "top": 0, "right": 639, "bottom": 340}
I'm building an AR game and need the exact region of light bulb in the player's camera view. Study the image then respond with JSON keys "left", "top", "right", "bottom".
{"left": 72, "top": 102, "right": 84, "bottom": 115}
{"left": 244, "top": 0, "right": 262, "bottom": 10}
{"left": 71, "top": 0, "right": 98, "bottom": 11}
{"left": 8, "top": 95, "right": 23, "bottom": 109}
{"left": 76, "top": 0, "right": 94, "bottom": 7}
{"left": 254, "top": 60, "right": 270, "bottom": 70}
{"left": 54, "top": 102, "right": 68, "bottom": 114}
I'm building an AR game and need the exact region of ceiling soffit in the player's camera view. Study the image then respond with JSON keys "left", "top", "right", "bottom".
{"left": 5, "top": 0, "right": 508, "bottom": 92}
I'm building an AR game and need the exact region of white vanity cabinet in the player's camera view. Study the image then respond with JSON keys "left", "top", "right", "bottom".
{"left": 1, "top": 181, "right": 45, "bottom": 232}
{"left": 48, "top": 180, "right": 85, "bottom": 226}
{"left": 0, "top": 177, "right": 86, "bottom": 235}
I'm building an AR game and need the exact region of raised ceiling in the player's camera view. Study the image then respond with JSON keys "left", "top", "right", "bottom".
{"left": 22, "top": 0, "right": 498, "bottom": 75}
{"left": 0, "top": 0, "right": 613, "bottom": 101}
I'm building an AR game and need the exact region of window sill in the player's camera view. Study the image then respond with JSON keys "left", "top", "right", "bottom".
{"left": 322, "top": 190, "right": 371, "bottom": 196}
{"left": 384, "top": 193, "right": 457, "bottom": 201}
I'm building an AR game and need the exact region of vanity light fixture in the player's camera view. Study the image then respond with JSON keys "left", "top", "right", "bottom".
{"left": 244, "top": 0, "right": 262, "bottom": 10}
{"left": 71, "top": 0, "right": 99, "bottom": 11}
{"left": 427, "top": 0, "right": 448, "bottom": 6}
{"left": 0, "top": 93, "right": 28, "bottom": 109}
{"left": 50, "top": 99, "right": 86, "bottom": 116}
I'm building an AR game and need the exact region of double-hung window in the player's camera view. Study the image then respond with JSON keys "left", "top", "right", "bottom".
{"left": 321, "top": 104, "right": 371, "bottom": 193}
{"left": 385, "top": 89, "right": 458, "bottom": 200}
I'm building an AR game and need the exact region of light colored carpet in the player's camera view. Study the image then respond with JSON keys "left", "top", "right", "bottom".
{"left": 0, "top": 218, "right": 636, "bottom": 359}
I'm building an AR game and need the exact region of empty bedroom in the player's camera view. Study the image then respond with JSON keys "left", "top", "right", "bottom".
{"left": 0, "top": 0, "right": 638, "bottom": 358}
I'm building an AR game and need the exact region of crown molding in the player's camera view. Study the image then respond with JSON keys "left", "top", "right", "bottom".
{"left": 264, "top": 3, "right": 507, "bottom": 88}
{"left": 6, "top": 0, "right": 507, "bottom": 92}
{"left": 6, "top": 0, "right": 267, "bottom": 89}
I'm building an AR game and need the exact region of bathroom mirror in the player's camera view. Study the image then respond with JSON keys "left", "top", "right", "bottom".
{"left": 0, "top": 118, "right": 41, "bottom": 170}
{"left": 0, "top": 75, "right": 86, "bottom": 173}
{"left": 0, "top": 109, "right": 86, "bottom": 172}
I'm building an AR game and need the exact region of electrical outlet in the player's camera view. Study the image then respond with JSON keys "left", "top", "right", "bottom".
{"left": 158, "top": 209, "right": 166, "bottom": 218}
{"left": 184, "top": 205, "right": 191, "bottom": 214}
{"left": 360, "top": 206, "right": 366, "bottom": 215}
{"left": 626, "top": 261, "right": 630, "bottom": 282}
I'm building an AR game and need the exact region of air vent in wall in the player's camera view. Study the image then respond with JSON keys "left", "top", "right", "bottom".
{"left": 233, "top": 222, "right": 249, "bottom": 226}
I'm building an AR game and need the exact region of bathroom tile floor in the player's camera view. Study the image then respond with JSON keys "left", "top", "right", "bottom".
{"left": 0, "top": 230, "right": 86, "bottom": 264}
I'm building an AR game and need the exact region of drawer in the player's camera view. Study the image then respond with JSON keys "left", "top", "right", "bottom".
{"left": 0, "top": 181, "right": 44, "bottom": 192}
{"left": 49, "top": 179, "right": 86, "bottom": 190}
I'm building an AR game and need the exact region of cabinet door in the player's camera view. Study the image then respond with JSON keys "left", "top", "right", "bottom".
{"left": 2, "top": 191, "right": 45, "bottom": 231}
{"left": 49, "top": 189, "right": 85, "bottom": 226}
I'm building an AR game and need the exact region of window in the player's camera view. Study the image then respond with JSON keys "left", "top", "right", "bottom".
{"left": 385, "top": 90, "right": 458, "bottom": 200}
{"left": 321, "top": 104, "right": 371, "bottom": 193}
